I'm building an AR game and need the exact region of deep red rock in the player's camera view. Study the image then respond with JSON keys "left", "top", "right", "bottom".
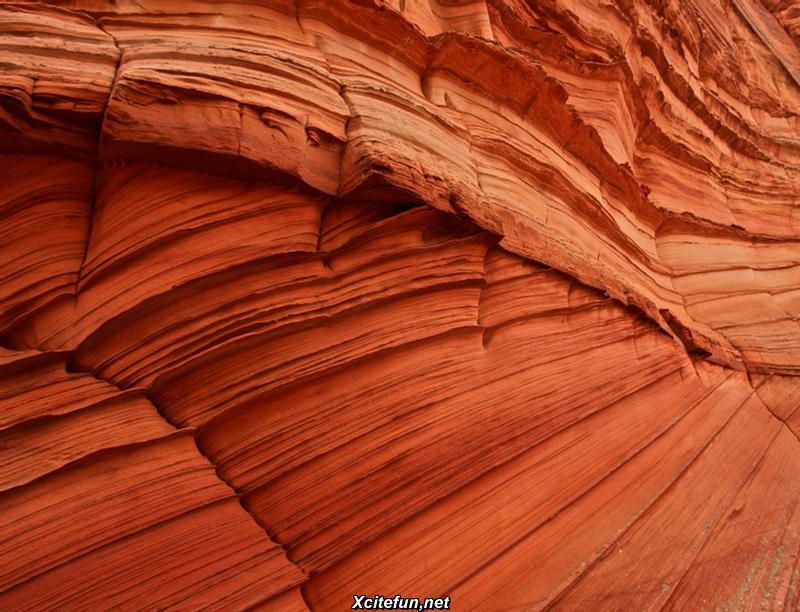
{"left": 0, "top": 1, "right": 798, "bottom": 610}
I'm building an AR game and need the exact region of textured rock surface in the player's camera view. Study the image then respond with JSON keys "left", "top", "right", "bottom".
{"left": 0, "top": 0, "right": 799, "bottom": 610}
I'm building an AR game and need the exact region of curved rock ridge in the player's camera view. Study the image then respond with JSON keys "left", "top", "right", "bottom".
{"left": 0, "top": 348, "right": 308, "bottom": 611}
{"left": 2, "top": 0, "right": 799, "bottom": 373}
{"left": 0, "top": 165, "right": 799, "bottom": 610}
{"left": 0, "top": 1, "right": 799, "bottom": 611}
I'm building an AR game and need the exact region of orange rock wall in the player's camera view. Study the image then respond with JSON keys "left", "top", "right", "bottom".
{"left": 0, "top": 1, "right": 799, "bottom": 610}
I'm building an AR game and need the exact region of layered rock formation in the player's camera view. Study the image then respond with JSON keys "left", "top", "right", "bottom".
{"left": 0, "top": 0, "right": 799, "bottom": 610}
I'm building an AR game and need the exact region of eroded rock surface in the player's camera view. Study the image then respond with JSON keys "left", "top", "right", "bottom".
{"left": 0, "top": 1, "right": 799, "bottom": 610}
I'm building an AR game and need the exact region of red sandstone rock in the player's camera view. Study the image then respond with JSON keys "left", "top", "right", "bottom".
{"left": 0, "top": 1, "right": 798, "bottom": 611}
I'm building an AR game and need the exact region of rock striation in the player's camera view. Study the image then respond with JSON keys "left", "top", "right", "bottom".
{"left": 0, "top": 0, "right": 799, "bottom": 610}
